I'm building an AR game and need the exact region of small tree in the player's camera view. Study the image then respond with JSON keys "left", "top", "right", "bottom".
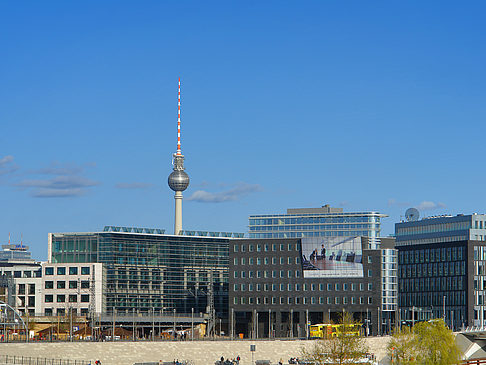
{"left": 302, "top": 312, "right": 369, "bottom": 365}
{"left": 387, "top": 319, "right": 461, "bottom": 365}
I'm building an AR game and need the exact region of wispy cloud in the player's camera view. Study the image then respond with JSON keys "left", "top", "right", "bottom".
{"left": 187, "top": 182, "right": 263, "bottom": 203}
{"left": 417, "top": 201, "right": 446, "bottom": 211}
{"left": 0, "top": 155, "right": 19, "bottom": 175}
{"left": 115, "top": 182, "right": 153, "bottom": 189}
{"left": 15, "top": 162, "right": 99, "bottom": 198}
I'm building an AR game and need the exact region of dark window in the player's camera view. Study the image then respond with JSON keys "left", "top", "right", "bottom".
{"left": 81, "top": 294, "right": 90, "bottom": 303}
{"left": 14, "top": 271, "right": 21, "bottom": 278}
{"left": 45, "top": 308, "right": 53, "bottom": 316}
{"left": 81, "top": 267, "right": 90, "bottom": 275}
{"left": 45, "top": 281, "right": 54, "bottom": 289}
{"left": 45, "top": 295, "right": 53, "bottom": 303}
{"left": 56, "top": 295, "right": 65, "bottom": 303}
{"left": 69, "top": 294, "right": 77, "bottom": 303}
{"left": 81, "top": 281, "right": 90, "bottom": 289}
{"left": 57, "top": 267, "right": 66, "bottom": 275}
{"left": 45, "top": 267, "right": 54, "bottom": 275}
{"left": 69, "top": 267, "right": 78, "bottom": 275}
{"left": 57, "top": 281, "right": 65, "bottom": 289}
{"left": 69, "top": 281, "right": 78, "bottom": 289}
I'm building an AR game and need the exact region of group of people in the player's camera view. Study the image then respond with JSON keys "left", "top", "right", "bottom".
{"left": 216, "top": 355, "right": 240, "bottom": 365}
{"left": 309, "top": 244, "right": 327, "bottom": 261}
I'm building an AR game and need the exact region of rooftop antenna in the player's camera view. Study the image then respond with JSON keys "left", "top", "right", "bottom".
{"left": 8, "top": 233, "right": 10, "bottom": 244}
{"left": 20, "top": 233, "right": 23, "bottom": 247}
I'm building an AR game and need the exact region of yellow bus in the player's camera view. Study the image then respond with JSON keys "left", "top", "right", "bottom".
{"left": 309, "top": 323, "right": 361, "bottom": 338}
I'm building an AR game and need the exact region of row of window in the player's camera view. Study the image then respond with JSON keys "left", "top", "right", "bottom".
{"left": 234, "top": 295, "right": 373, "bottom": 306}
{"left": 399, "top": 261, "right": 466, "bottom": 278}
{"left": 44, "top": 294, "right": 90, "bottom": 303}
{"left": 400, "top": 276, "right": 465, "bottom": 292}
{"left": 249, "top": 232, "right": 374, "bottom": 239}
{"left": 234, "top": 269, "right": 373, "bottom": 279}
{"left": 234, "top": 243, "right": 299, "bottom": 253}
{"left": 44, "top": 308, "right": 90, "bottom": 316}
{"left": 16, "top": 283, "right": 35, "bottom": 295}
{"left": 399, "top": 246, "right": 465, "bottom": 265}
{"left": 45, "top": 280, "right": 90, "bottom": 289}
{"left": 1, "top": 270, "right": 41, "bottom": 278}
{"left": 233, "top": 282, "right": 373, "bottom": 292}
{"left": 396, "top": 221, "right": 471, "bottom": 237}
{"left": 400, "top": 291, "right": 465, "bottom": 307}
{"left": 234, "top": 257, "right": 300, "bottom": 266}
{"left": 249, "top": 216, "right": 376, "bottom": 225}
{"left": 45, "top": 266, "right": 91, "bottom": 276}
{"left": 250, "top": 224, "right": 372, "bottom": 231}
{"left": 397, "top": 235, "right": 468, "bottom": 247}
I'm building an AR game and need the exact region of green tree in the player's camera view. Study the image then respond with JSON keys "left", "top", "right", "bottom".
{"left": 302, "top": 312, "right": 369, "bottom": 365}
{"left": 387, "top": 319, "right": 461, "bottom": 365}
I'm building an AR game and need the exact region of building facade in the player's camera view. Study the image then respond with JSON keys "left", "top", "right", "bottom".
{"left": 0, "top": 261, "right": 43, "bottom": 316}
{"left": 41, "top": 262, "right": 105, "bottom": 316}
{"left": 249, "top": 205, "right": 386, "bottom": 247}
{"left": 229, "top": 237, "right": 396, "bottom": 338}
{"left": 48, "top": 227, "right": 233, "bottom": 318}
{"left": 396, "top": 214, "right": 486, "bottom": 329}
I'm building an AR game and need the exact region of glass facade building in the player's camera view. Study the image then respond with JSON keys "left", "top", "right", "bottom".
{"left": 48, "top": 228, "right": 230, "bottom": 316}
{"left": 396, "top": 214, "right": 486, "bottom": 329}
{"left": 249, "top": 205, "right": 386, "bottom": 247}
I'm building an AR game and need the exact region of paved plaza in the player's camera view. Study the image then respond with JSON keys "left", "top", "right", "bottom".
{"left": 0, "top": 338, "right": 390, "bottom": 365}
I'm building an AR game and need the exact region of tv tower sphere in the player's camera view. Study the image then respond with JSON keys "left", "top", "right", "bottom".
{"left": 168, "top": 168, "right": 189, "bottom": 192}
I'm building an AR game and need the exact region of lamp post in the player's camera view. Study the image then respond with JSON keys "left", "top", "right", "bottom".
{"left": 191, "top": 308, "right": 194, "bottom": 341}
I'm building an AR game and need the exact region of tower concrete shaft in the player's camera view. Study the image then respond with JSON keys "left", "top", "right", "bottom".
{"left": 174, "top": 191, "right": 183, "bottom": 235}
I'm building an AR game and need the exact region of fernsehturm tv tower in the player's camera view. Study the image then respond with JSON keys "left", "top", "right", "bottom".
{"left": 168, "top": 78, "right": 190, "bottom": 235}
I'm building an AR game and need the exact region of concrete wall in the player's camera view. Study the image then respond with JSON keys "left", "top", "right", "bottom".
{"left": 0, "top": 338, "right": 391, "bottom": 365}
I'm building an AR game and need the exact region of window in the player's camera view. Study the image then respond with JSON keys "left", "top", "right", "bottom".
{"left": 57, "top": 281, "right": 66, "bottom": 289}
{"left": 280, "top": 284, "right": 285, "bottom": 291}
{"left": 81, "top": 267, "right": 90, "bottom": 275}
{"left": 335, "top": 297, "right": 339, "bottom": 304}
{"left": 256, "top": 258, "right": 261, "bottom": 265}
{"left": 264, "top": 244, "right": 269, "bottom": 252}
{"left": 249, "top": 284, "right": 254, "bottom": 291}
{"left": 14, "top": 271, "right": 21, "bottom": 278}
{"left": 45, "top": 267, "right": 54, "bottom": 275}
{"left": 234, "top": 258, "right": 238, "bottom": 265}
{"left": 45, "top": 295, "right": 53, "bottom": 303}
{"left": 368, "top": 269, "right": 372, "bottom": 277}
{"left": 295, "top": 284, "right": 301, "bottom": 291}
{"left": 360, "top": 283, "right": 364, "bottom": 291}
{"left": 45, "top": 308, "right": 53, "bottom": 316}
{"left": 295, "top": 257, "right": 300, "bottom": 264}
{"left": 272, "top": 284, "right": 277, "bottom": 291}
{"left": 249, "top": 245, "right": 254, "bottom": 252}
{"left": 368, "top": 256, "right": 372, "bottom": 263}
{"left": 279, "top": 257, "right": 284, "bottom": 265}
{"left": 69, "top": 267, "right": 78, "bottom": 275}
{"left": 57, "top": 295, "right": 65, "bottom": 303}
{"left": 264, "top": 257, "right": 269, "bottom": 265}
{"left": 45, "top": 281, "right": 54, "bottom": 289}
{"left": 234, "top": 284, "right": 238, "bottom": 291}
{"left": 351, "top": 283, "right": 356, "bottom": 291}
{"left": 69, "top": 294, "right": 77, "bottom": 303}
{"left": 319, "top": 284, "right": 324, "bottom": 291}
{"left": 257, "top": 244, "right": 261, "bottom": 252}
{"left": 272, "top": 257, "right": 276, "bottom": 264}
{"left": 335, "top": 283, "right": 340, "bottom": 291}
{"left": 234, "top": 244, "right": 239, "bottom": 252}
{"left": 249, "top": 258, "right": 254, "bottom": 265}
{"left": 57, "top": 267, "right": 66, "bottom": 275}
{"left": 241, "top": 245, "right": 246, "bottom": 252}
{"left": 368, "top": 283, "right": 372, "bottom": 291}
{"left": 368, "top": 297, "right": 373, "bottom": 304}
{"left": 272, "top": 244, "right": 277, "bottom": 251}
{"left": 241, "top": 258, "right": 246, "bottom": 265}
{"left": 234, "top": 271, "right": 238, "bottom": 278}
{"left": 288, "top": 297, "right": 293, "bottom": 304}
{"left": 343, "top": 283, "right": 348, "bottom": 291}
{"left": 327, "top": 283, "right": 332, "bottom": 291}
{"left": 234, "top": 297, "right": 238, "bottom": 304}
{"left": 81, "top": 294, "right": 90, "bottom": 303}
{"left": 69, "top": 281, "right": 78, "bottom": 289}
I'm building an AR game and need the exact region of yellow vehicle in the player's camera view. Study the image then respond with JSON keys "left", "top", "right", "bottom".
{"left": 309, "top": 323, "right": 361, "bottom": 338}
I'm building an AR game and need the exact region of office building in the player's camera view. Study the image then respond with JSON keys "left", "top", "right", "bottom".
{"left": 229, "top": 236, "right": 396, "bottom": 338}
{"left": 48, "top": 226, "right": 239, "bottom": 320}
{"left": 249, "top": 205, "right": 387, "bottom": 247}
{"left": 396, "top": 213, "right": 486, "bottom": 329}
{"left": 0, "top": 243, "right": 33, "bottom": 261}
{"left": 0, "top": 260, "right": 42, "bottom": 316}
{"left": 41, "top": 262, "right": 105, "bottom": 316}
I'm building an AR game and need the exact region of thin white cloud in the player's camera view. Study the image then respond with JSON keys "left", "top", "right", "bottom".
{"left": 115, "top": 182, "right": 153, "bottom": 189}
{"left": 0, "top": 155, "right": 19, "bottom": 175}
{"left": 15, "top": 166, "right": 99, "bottom": 198}
{"left": 187, "top": 183, "right": 263, "bottom": 203}
{"left": 417, "top": 201, "right": 446, "bottom": 211}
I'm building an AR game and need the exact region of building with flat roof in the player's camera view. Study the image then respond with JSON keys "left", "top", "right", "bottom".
{"left": 229, "top": 236, "right": 396, "bottom": 338}
{"left": 396, "top": 213, "right": 486, "bottom": 329}
{"left": 249, "top": 205, "right": 387, "bottom": 247}
{"left": 48, "top": 227, "right": 236, "bottom": 321}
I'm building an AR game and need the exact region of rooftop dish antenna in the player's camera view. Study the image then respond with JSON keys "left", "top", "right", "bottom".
{"left": 405, "top": 207, "right": 420, "bottom": 222}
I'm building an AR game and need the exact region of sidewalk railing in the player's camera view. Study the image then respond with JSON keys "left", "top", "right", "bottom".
{"left": 0, "top": 355, "right": 90, "bottom": 365}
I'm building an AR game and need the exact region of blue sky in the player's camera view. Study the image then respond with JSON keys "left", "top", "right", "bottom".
{"left": 1, "top": 1, "right": 486, "bottom": 260}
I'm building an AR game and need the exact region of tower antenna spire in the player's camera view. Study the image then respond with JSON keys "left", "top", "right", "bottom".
{"left": 177, "top": 77, "right": 181, "bottom": 155}
{"left": 168, "top": 77, "right": 190, "bottom": 235}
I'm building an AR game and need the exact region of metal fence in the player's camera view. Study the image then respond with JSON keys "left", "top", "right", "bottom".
{"left": 0, "top": 355, "right": 90, "bottom": 365}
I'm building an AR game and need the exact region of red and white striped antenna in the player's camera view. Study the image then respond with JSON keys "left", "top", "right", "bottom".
{"left": 177, "top": 77, "right": 182, "bottom": 155}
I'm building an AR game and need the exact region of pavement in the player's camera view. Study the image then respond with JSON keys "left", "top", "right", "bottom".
{"left": 0, "top": 337, "right": 391, "bottom": 365}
